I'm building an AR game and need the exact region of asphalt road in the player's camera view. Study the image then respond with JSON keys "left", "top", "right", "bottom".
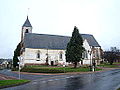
{"left": 0, "top": 69, "right": 120, "bottom": 90}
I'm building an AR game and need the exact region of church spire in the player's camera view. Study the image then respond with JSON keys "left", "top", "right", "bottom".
{"left": 21, "top": 16, "right": 32, "bottom": 41}
{"left": 22, "top": 16, "right": 32, "bottom": 27}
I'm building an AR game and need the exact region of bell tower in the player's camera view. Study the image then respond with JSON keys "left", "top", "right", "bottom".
{"left": 21, "top": 16, "right": 32, "bottom": 40}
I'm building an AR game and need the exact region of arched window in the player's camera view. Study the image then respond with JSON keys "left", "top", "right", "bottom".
{"left": 85, "top": 51, "right": 88, "bottom": 59}
{"left": 59, "top": 52, "right": 63, "bottom": 60}
{"left": 25, "top": 29, "right": 28, "bottom": 33}
{"left": 96, "top": 50, "right": 99, "bottom": 58}
{"left": 82, "top": 50, "right": 88, "bottom": 59}
{"left": 37, "top": 50, "right": 40, "bottom": 59}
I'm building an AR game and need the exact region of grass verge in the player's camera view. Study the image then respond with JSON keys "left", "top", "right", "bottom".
{"left": 97, "top": 63, "right": 120, "bottom": 68}
{"left": 117, "top": 88, "right": 120, "bottom": 90}
{"left": 0, "top": 80, "right": 30, "bottom": 89}
{"left": 21, "top": 66, "right": 102, "bottom": 73}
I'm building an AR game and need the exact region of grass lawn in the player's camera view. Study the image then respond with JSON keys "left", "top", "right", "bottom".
{"left": 0, "top": 80, "right": 30, "bottom": 88}
{"left": 21, "top": 66, "right": 102, "bottom": 73}
{"left": 98, "top": 63, "right": 120, "bottom": 68}
{"left": 117, "top": 88, "right": 120, "bottom": 90}
{"left": 113, "top": 62, "right": 120, "bottom": 64}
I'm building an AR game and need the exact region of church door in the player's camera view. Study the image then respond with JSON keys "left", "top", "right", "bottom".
{"left": 51, "top": 61, "right": 54, "bottom": 66}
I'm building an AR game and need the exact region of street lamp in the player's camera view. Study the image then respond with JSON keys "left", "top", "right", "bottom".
{"left": 88, "top": 46, "right": 96, "bottom": 72}
{"left": 92, "top": 56, "right": 96, "bottom": 72}
{"left": 89, "top": 46, "right": 95, "bottom": 72}
{"left": 88, "top": 50, "right": 92, "bottom": 71}
{"left": 17, "top": 56, "right": 22, "bottom": 79}
{"left": 63, "top": 62, "right": 66, "bottom": 73}
{"left": 92, "top": 47, "right": 96, "bottom": 72}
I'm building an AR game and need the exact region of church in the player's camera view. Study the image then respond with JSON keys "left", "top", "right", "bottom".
{"left": 19, "top": 16, "right": 102, "bottom": 67}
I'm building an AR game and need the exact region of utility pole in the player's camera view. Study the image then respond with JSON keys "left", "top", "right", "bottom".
{"left": 18, "top": 56, "right": 21, "bottom": 79}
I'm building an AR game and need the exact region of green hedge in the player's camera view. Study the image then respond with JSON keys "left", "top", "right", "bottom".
{"left": 11, "top": 68, "right": 19, "bottom": 71}
{"left": 21, "top": 67, "right": 64, "bottom": 73}
{"left": 21, "top": 66, "right": 102, "bottom": 73}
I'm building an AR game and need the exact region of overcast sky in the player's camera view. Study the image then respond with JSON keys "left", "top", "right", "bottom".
{"left": 0, "top": 0, "right": 120, "bottom": 58}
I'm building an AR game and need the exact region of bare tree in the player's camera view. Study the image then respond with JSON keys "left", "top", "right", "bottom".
{"left": 104, "top": 47, "right": 120, "bottom": 65}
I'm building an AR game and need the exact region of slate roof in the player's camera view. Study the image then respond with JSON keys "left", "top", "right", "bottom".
{"left": 0, "top": 59, "right": 4, "bottom": 64}
{"left": 22, "top": 16, "right": 32, "bottom": 27}
{"left": 81, "top": 34, "right": 100, "bottom": 47}
{"left": 24, "top": 33, "right": 100, "bottom": 50}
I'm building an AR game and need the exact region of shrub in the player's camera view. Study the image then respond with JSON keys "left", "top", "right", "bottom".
{"left": 21, "top": 67, "right": 64, "bottom": 73}
{"left": 11, "top": 68, "right": 19, "bottom": 71}
{"left": 20, "top": 66, "right": 102, "bottom": 73}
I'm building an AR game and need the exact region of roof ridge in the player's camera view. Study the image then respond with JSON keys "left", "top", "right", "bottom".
{"left": 81, "top": 34, "right": 93, "bottom": 36}
{"left": 26, "top": 33, "right": 71, "bottom": 38}
{"left": 25, "top": 33, "right": 93, "bottom": 37}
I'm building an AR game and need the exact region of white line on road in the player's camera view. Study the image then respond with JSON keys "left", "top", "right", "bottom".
{"left": 36, "top": 76, "right": 75, "bottom": 84}
{"left": 54, "top": 79, "right": 59, "bottom": 80}
{"left": 48, "top": 79, "right": 54, "bottom": 82}
{"left": 66, "top": 77, "right": 70, "bottom": 78}
{"left": 32, "top": 82, "right": 37, "bottom": 84}
{"left": 41, "top": 81, "right": 46, "bottom": 83}
{"left": 69, "top": 76, "right": 74, "bottom": 78}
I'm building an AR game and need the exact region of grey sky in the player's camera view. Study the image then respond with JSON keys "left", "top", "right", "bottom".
{"left": 0, "top": 0, "right": 120, "bottom": 58}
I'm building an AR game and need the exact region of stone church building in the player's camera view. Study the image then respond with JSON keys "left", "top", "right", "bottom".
{"left": 19, "top": 16, "right": 102, "bottom": 66}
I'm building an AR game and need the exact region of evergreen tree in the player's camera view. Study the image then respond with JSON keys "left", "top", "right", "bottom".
{"left": 13, "top": 42, "right": 21, "bottom": 68}
{"left": 66, "top": 26, "right": 84, "bottom": 68}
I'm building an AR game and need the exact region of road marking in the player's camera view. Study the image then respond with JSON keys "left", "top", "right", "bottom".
{"left": 32, "top": 82, "right": 37, "bottom": 84}
{"left": 33, "top": 76, "right": 75, "bottom": 84}
{"left": 66, "top": 77, "right": 70, "bottom": 78}
{"left": 70, "top": 76, "right": 74, "bottom": 78}
{"left": 55, "top": 79, "right": 59, "bottom": 80}
{"left": 41, "top": 81, "right": 46, "bottom": 83}
{"left": 48, "top": 79, "right": 54, "bottom": 82}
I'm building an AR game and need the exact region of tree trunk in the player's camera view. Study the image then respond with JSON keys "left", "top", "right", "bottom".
{"left": 110, "top": 60, "right": 113, "bottom": 65}
{"left": 110, "top": 62, "right": 113, "bottom": 65}
{"left": 74, "top": 62, "right": 77, "bottom": 68}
